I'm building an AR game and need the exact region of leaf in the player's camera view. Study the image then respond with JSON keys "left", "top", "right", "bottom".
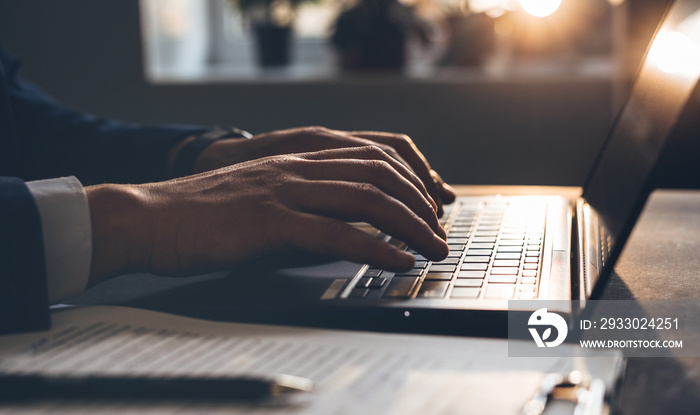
{"left": 542, "top": 328, "right": 552, "bottom": 341}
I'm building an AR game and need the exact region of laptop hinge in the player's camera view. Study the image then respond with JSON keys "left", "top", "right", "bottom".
{"left": 575, "top": 200, "right": 601, "bottom": 305}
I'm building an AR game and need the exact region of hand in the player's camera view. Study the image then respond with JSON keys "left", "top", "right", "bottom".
{"left": 87, "top": 146, "right": 448, "bottom": 284}
{"left": 193, "top": 126, "right": 457, "bottom": 215}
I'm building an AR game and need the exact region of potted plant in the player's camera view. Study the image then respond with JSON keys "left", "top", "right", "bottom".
{"left": 228, "top": 0, "right": 317, "bottom": 67}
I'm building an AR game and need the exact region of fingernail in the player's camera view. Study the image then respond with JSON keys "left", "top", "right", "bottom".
{"left": 432, "top": 234, "right": 449, "bottom": 260}
{"left": 436, "top": 225, "right": 447, "bottom": 240}
{"left": 428, "top": 195, "right": 438, "bottom": 212}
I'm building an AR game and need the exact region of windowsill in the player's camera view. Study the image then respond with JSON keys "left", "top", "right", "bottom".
{"left": 145, "top": 56, "right": 620, "bottom": 86}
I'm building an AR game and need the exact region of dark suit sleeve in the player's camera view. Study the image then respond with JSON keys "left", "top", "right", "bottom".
{"left": 0, "top": 177, "right": 50, "bottom": 334}
{"left": 1, "top": 47, "right": 208, "bottom": 185}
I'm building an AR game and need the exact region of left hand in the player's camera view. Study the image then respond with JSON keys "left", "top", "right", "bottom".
{"left": 193, "top": 126, "right": 457, "bottom": 215}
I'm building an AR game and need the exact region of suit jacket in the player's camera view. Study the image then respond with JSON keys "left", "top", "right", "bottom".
{"left": 0, "top": 46, "right": 207, "bottom": 334}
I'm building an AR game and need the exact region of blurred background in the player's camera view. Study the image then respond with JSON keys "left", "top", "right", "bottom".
{"left": 0, "top": 0, "right": 671, "bottom": 185}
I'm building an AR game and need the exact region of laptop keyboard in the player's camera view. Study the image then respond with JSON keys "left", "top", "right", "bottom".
{"left": 348, "top": 199, "right": 547, "bottom": 300}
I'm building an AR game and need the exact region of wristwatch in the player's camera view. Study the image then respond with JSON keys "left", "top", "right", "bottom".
{"left": 173, "top": 126, "right": 253, "bottom": 177}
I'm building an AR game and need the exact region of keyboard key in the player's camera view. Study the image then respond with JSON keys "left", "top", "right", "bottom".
{"left": 448, "top": 232, "right": 470, "bottom": 238}
{"left": 474, "top": 231, "right": 498, "bottom": 237}
{"left": 471, "top": 237, "right": 496, "bottom": 243}
{"left": 425, "top": 272, "right": 453, "bottom": 281}
{"left": 470, "top": 243, "right": 494, "bottom": 250}
{"left": 489, "top": 275, "right": 517, "bottom": 283}
{"left": 447, "top": 251, "right": 463, "bottom": 258}
{"left": 485, "top": 285, "right": 515, "bottom": 299}
{"left": 490, "top": 267, "right": 519, "bottom": 275}
{"left": 522, "top": 270, "right": 538, "bottom": 278}
{"left": 447, "top": 244, "right": 466, "bottom": 251}
{"left": 395, "top": 269, "right": 423, "bottom": 277}
{"left": 519, "top": 284, "right": 536, "bottom": 292}
{"left": 433, "top": 257, "right": 460, "bottom": 266}
{"left": 521, "top": 277, "right": 537, "bottom": 284}
{"left": 497, "top": 246, "right": 522, "bottom": 253}
{"left": 525, "top": 257, "right": 540, "bottom": 263}
{"left": 349, "top": 288, "right": 370, "bottom": 299}
{"left": 383, "top": 277, "right": 420, "bottom": 298}
{"left": 527, "top": 244, "right": 541, "bottom": 251}
{"left": 454, "top": 279, "right": 483, "bottom": 287}
{"left": 467, "top": 249, "right": 492, "bottom": 256}
{"left": 451, "top": 287, "right": 481, "bottom": 298}
{"left": 523, "top": 264, "right": 538, "bottom": 270}
{"left": 498, "top": 240, "right": 525, "bottom": 246}
{"left": 369, "top": 277, "right": 387, "bottom": 288}
{"left": 364, "top": 268, "right": 383, "bottom": 277}
{"left": 357, "top": 277, "right": 372, "bottom": 288}
{"left": 461, "top": 263, "right": 488, "bottom": 271}
{"left": 458, "top": 271, "right": 486, "bottom": 279}
{"left": 429, "top": 264, "right": 456, "bottom": 272}
{"left": 493, "top": 260, "right": 519, "bottom": 267}
{"left": 519, "top": 292, "right": 537, "bottom": 299}
{"left": 496, "top": 253, "right": 521, "bottom": 260}
{"left": 447, "top": 237, "right": 468, "bottom": 244}
{"left": 413, "top": 254, "right": 427, "bottom": 261}
{"left": 463, "top": 256, "right": 490, "bottom": 263}
{"left": 413, "top": 260, "right": 428, "bottom": 269}
{"left": 417, "top": 281, "right": 449, "bottom": 298}
{"left": 525, "top": 252, "right": 540, "bottom": 257}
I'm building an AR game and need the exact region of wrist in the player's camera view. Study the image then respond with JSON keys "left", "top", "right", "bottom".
{"left": 86, "top": 183, "right": 152, "bottom": 285}
{"left": 172, "top": 127, "right": 253, "bottom": 176}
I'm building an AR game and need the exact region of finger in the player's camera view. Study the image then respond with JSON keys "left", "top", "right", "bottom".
{"left": 282, "top": 212, "right": 419, "bottom": 272}
{"left": 297, "top": 146, "right": 439, "bottom": 214}
{"left": 345, "top": 131, "right": 445, "bottom": 215}
{"left": 284, "top": 180, "right": 448, "bottom": 260}
{"left": 265, "top": 127, "right": 415, "bottom": 169}
{"left": 291, "top": 158, "right": 443, "bottom": 238}
{"left": 431, "top": 170, "right": 457, "bottom": 204}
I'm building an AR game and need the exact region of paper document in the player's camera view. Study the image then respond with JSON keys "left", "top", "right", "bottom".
{"left": 0, "top": 306, "right": 622, "bottom": 414}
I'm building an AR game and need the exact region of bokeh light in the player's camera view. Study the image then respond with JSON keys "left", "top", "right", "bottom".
{"left": 519, "top": 0, "right": 561, "bottom": 18}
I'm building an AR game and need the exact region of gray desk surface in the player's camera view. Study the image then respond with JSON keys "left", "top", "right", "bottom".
{"left": 70, "top": 186, "right": 700, "bottom": 414}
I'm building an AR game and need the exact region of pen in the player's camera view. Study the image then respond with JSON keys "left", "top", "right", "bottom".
{"left": 0, "top": 373, "right": 314, "bottom": 402}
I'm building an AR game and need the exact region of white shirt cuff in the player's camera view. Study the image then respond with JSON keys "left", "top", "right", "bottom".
{"left": 26, "top": 176, "right": 92, "bottom": 304}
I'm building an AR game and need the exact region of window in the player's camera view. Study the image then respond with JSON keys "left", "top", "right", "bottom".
{"left": 140, "top": 0, "right": 623, "bottom": 83}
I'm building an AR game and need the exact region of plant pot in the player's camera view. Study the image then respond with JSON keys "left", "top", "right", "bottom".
{"left": 253, "top": 24, "right": 292, "bottom": 67}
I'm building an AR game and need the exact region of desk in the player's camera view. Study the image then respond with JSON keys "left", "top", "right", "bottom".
{"left": 69, "top": 186, "right": 700, "bottom": 414}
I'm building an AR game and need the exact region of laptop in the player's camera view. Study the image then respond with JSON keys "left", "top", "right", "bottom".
{"left": 97, "top": 0, "right": 700, "bottom": 337}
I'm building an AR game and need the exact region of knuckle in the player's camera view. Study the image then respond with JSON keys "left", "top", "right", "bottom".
{"left": 380, "top": 144, "right": 401, "bottom": 159}
{"left": 396, "top": 133, "right": 413, "bottom": 145}
{"left": 304, "top": 125, "right": 328, "bottom": 135}
{"left": 353, "top": 182, "right": 382, "bottom": 202}
{"left": 365, "top": 158, "right": 391, "bottom": 172}
{"left": 360, "top": 144, "right": 386, "bottom": 156}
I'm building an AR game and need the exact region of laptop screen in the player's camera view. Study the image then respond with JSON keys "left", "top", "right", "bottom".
{"left": 582, "top": 0, "right": 700, "bottom": 269}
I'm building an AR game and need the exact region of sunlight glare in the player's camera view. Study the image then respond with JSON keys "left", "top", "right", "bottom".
{"left": 648, "top": 30, "right": 700, "bottom": 77}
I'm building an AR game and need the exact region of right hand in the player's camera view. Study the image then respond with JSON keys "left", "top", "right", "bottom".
{"left": 87, "top": 146, "right": 448, "bottom": 284}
